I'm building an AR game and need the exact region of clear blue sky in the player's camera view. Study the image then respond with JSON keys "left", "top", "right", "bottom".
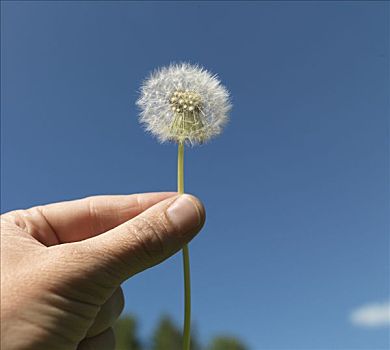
{"left": 1, "top": 1, "right": 389, "bottom": 349}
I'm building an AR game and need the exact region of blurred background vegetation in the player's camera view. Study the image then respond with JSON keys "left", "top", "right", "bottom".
{"left": 114, "top": 314, "right": 248, "bottom": 350}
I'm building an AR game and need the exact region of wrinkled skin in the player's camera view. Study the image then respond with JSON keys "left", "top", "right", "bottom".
{"left": 1, "top": 193, "right": 205, "bottom": 350}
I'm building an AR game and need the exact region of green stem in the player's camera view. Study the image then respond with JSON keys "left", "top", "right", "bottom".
{"left": 178, "top": 141, "right": 191, "bottom": 350}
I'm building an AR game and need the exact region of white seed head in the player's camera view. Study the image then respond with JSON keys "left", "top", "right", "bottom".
{"left": 136, "top": 63, "right": 231, "bottom": 145}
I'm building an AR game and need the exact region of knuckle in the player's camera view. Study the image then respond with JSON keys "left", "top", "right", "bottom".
{"left": 127, "top": 214, "right": 170, "bottom": 264}
{"left": 2, "top": 207, "right": 59, "bottom": 243}
{"left": 86, "top": 198, "right": 103, "bottom": 234}
{"left": 2, "top": 209, "right": 29, "bottom": 231}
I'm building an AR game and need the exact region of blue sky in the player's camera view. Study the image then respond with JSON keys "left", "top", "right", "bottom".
{"left": 1, "top": 1, "right": 389, "bottom": 349}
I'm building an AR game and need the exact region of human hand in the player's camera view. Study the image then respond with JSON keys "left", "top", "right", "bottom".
{"left": 1, "top": 192, "right": 205, "bottom": 350}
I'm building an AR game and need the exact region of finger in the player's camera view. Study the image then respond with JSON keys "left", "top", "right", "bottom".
{"left": 75, "top": 194, "right": 205, "bottom": 283}
{"left": 8, "top": 192, "right": 176, "bottom": 245}
{"left": 86, "top": 287, "right": 124, "bottom": 337}
{"left": 77, "top": 327, "right": 115, "bottom": 350}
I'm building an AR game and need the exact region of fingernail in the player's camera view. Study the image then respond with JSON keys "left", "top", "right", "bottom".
{"left": 166, "top": 195, "right": 201, "bottom": 232}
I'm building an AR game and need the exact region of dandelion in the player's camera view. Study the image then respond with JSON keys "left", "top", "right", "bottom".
{"left": 137, "top": 63, "right": 231, "bottom": 350}
{"left": 137, "top": 63, "right": 231, "bottom": 145}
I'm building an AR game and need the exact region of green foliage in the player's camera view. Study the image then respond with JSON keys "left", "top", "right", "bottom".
{"left": 151, "top": 315, "right": 182, "bottom": 350}
{"left": 114, "top": 315, "right": 142, "bottom": 350}
{"left": 151, "top": 315, "right": 201, "bottom": 350}
{"left": 207, "top": 336, "right": 248, "bottom": 350}
{"left": 114, "top": 314, "right": 247, "bottom": 350}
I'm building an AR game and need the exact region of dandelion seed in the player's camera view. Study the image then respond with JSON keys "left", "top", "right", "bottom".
{"left": 137, "top": 63, "right": 231, "bottom": 145}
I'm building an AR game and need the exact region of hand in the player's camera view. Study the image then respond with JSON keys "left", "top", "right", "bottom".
{"left": 1, "top": 193, "right": 205, "bottom": 350}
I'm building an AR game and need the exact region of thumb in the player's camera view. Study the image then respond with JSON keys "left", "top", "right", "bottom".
{"left": 75, "top": 194, "right": 205, "bottom": 283}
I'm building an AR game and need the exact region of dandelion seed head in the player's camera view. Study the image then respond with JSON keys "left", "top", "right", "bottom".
{"left": 136, "top": 63, "right": 231, "bottom": 145}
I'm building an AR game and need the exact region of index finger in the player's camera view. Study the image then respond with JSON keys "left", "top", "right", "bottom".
{"left": 9, "top": 192, "right": 176, "bottom": 245}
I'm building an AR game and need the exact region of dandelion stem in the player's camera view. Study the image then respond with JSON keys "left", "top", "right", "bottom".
{"left": 178, "top": 141, "right": 191, "bottom": 350}
{"left": 178, "top": 141, "right": 185, "bottom": 195}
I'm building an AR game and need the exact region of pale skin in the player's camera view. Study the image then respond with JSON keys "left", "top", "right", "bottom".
{"left": 1, "top": 192, "right": 205, "bottom": 350}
